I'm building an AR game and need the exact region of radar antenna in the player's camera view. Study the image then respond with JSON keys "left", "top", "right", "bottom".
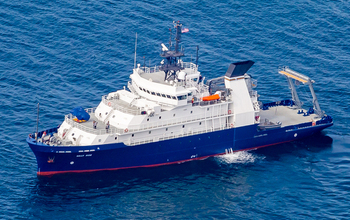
{"left": 159, "top": 21, "right": 185, "bottom": 81}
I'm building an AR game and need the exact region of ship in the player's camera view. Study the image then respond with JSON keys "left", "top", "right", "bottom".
{"left": 26, "top": 21, "right": 333, "bottom": 176}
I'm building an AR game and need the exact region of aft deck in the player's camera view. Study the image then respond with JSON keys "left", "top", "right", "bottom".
{"left": 259, "top": 105, "right": 318, "bottom": 127}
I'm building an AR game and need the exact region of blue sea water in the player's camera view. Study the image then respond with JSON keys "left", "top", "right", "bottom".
{"left": 1, "top": 0, "right": 350, "bottom": 219}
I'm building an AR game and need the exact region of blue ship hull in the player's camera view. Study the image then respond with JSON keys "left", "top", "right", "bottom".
{"left": 27, "top": 118, "right": 333, "bottom": 176}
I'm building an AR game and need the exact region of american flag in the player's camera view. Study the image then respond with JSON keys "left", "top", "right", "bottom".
{"left": 181, "top": 28, "right": 189, "bottom": 33}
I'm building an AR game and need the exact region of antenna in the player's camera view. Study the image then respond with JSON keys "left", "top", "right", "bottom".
{"left": 143, "top": 56, "right": 145, "bottom": 71}
{"left": 134, "top": 33, "right": 137, "bottom": 69}
{"left": 174, "top": 21, "right": 182, "bottom": 53}
{"left": 169, "top": 28, "right": 172, "bottom": 50}
{"left": 36, "top": 103, "right": 39, "bottom": 140}
{"left": 196, "top": 45, "right": 199, "bottom": 66}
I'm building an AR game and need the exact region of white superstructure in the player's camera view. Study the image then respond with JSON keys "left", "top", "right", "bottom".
{"left": 55, "top": 59, "right": 261, "bottom": 147}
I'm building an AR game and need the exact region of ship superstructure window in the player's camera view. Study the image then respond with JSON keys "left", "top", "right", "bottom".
{"left": 139, "top": 88, "right": 178, "bottom": 100}
{"left": 177, "top": 95, "right": 187, "bottom": 100}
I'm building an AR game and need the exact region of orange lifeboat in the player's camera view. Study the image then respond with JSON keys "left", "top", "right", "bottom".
{"left": 201, "top": 94, "right": 220, "bottom": 101}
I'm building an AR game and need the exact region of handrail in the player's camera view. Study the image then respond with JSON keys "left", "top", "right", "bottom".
{"left": 102, "top": 95, "right": 140, "bottom": 115}
{"left": 139, "top": 62, "right": 198, "bottom": 74}
{"left": 126, "top": 124, "right": 229, "bottom": 146}
{"left": 64, "top": 105, "right": 233, "bottom": 135}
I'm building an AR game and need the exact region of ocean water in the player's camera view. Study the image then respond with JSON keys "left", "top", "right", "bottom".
{"left": 1, "top": 0, "right": 350, "bottom": 219}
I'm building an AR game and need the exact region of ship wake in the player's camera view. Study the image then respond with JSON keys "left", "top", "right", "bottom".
{"left": 215, "top": 151, "right": 263, "bottom": 165}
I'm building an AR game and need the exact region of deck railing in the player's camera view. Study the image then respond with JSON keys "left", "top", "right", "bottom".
{"left": 102, "top": 95, "right": 140, "bottom": 115}
{"left": 138, "top": 62, "right": 198, "bottom": 74}
{"left": 126, "top": 124, "right": 229, "bottom": 146}
{"left": 64, "top": 105, "right": 233, "bottom": 136}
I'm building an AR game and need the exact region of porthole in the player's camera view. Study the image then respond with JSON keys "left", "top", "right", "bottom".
{"left": 112, "top": 115, "right": 115, "bottom": 118}
{"left": 147, "top": 118, "right": 149, "bottom": 121}
{"left": 159, "top": 116, "right": 161, "bottom": 119}
{"left": 115, "top": 137, "right": 118, "bottom": 140}
{"left": 199, "top": 122, "right": 201, "bottom": 125}
{"left": 190, "top": 111, "right": 193, "bottom": 114}
{"left": 149, "top": 131, "right": 151, "bottom": 134}
{"left": 173, "top": 114, "right": 175, "bottom": 117}
{"left": 72, "top": 133, "right": 74, "bottom": 136}
{"left": 182, "top": 125, "right": 185, "bottom": 128}
{"left": 166, "top": 128, "right": 168, "bottom": 131}
{"left": 105, "top": 112, "right": 108, "bottom": 115}
{"left": 132, "top": 134, "right": 134, "bottom": 137}
{"left": 207, "top": 108, "right": 209, "bottom": 111}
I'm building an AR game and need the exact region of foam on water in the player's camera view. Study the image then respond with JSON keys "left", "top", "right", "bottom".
{"left": 215, "top": 151, "right": 263, "bottom": 165}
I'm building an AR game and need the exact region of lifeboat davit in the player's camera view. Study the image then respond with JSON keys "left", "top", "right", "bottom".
{"left": 201, "top": 94, "right": 220, "bottom": 101}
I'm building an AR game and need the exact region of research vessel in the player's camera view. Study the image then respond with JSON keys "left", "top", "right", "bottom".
{"left": 26, "top": 22, "right": 333, "bottom": 176}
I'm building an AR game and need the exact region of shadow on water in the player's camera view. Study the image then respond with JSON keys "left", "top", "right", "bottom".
{"left": 31, "top": 158, "right": 222, "bottom": 196}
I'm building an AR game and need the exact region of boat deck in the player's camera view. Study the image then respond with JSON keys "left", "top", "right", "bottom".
{"left": 259, "top": 105, "right": 318, "bottom": 127}
{"left": 103, "top": 96, "right": 140, "bottom": 115}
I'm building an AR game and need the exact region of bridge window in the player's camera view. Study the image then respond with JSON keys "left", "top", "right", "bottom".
{"left": 147, "top": 90, "right": 150, "bottom": 93}
{"left": 166, "top": 95, "right": 171, "bottom": 98}
{"left": 151, "top": 92, "right": 155, "bottom": 95}
{"left": 177, "top": 95, "right": 187, "bottom": 100}
{"left": 162, "top": 94, "right": 166, "bottom": 97}
{"left": 172, "top": 96, "right": 177, "bottom": 100}
{"left": 156, "top": 93, "right": 161, "bottom": 96}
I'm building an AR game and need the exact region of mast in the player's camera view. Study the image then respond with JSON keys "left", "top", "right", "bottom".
{"left": 36, "top": 103, "right": 39, "bottom": 140}
{"left": 196, "top": 45, "right": 199, "bottom": 67}
{"left": 159, "top": 21, "right": 185, "bottom": 81}
{"left": 134, "top": 33, "right": 137, "bottom": 69}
